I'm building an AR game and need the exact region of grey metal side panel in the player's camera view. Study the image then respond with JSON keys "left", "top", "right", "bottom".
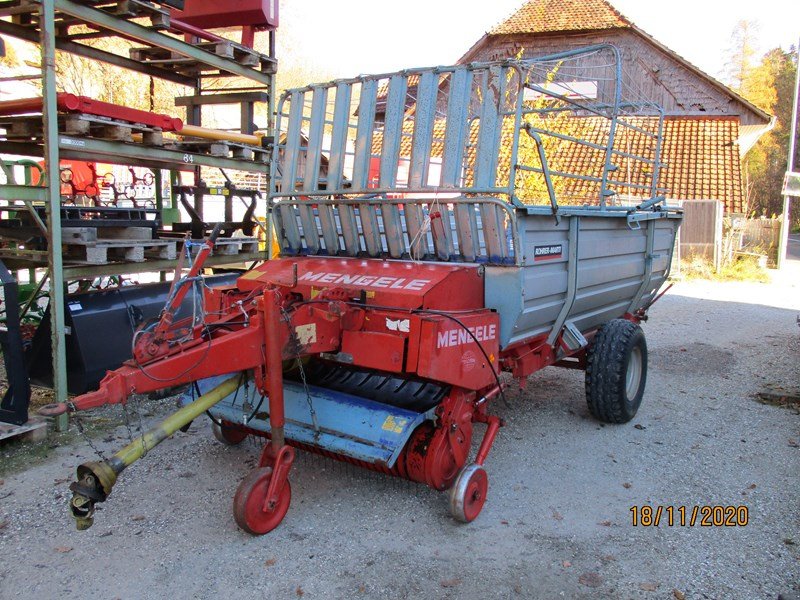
{"left": 486, "top": 212, "right": 680, "bottom": 348}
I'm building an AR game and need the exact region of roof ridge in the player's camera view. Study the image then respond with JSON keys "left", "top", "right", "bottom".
{"left": 489, "top": 0, "right": 633, "bottom": 36}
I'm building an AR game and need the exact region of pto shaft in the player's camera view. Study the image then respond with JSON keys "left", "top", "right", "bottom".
{"left": 69, "top": 375, "right": 241, "bottom": 530}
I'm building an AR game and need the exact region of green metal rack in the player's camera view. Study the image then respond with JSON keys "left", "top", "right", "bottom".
{"left": 0, "top": 0, "right": 275, "bottom": 406}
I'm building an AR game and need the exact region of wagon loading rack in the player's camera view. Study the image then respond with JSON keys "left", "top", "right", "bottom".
{"left": 46, "top": 45, "right": 682, "bottom": 532}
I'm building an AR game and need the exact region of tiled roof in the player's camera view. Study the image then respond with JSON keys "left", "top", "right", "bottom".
{"left": 534, "top": 116, "right": 744, "bottom": 211}
{"left": 489, "top": 0, "right": 631, "bottom": 35}
{"left": 370, "top": 115, "right": 744, "bottom": 212}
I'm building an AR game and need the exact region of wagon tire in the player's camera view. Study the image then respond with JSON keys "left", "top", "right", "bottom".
{"left": 585, "top": 319, "right": 647, "bottom": 424}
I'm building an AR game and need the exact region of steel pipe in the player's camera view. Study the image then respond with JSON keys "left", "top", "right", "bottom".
{"left": 68, "top": 375, "right": 241, "bottom": 530}
{"left": 179, "top": 123, "right": 265, "bottom": 146}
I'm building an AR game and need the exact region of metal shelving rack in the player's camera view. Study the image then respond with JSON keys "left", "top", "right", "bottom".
{"left": 0, "top": 0, "right": 275, "bottom": 406}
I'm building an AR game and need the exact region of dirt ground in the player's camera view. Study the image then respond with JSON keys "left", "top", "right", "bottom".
{"left": 1, "top": 266, "right": 798, "bottom": 600}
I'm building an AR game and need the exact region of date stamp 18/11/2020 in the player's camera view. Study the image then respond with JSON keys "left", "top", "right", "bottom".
{"left": 630, "top": 505, "right": 749, "bottom": 527}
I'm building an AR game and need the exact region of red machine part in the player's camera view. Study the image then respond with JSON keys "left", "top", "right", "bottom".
{"left": 174, "top": 0, "right": 279, "bottom": 29}
{"left": 63, "top": 255, "right": 513, "bottom": 533}
{"left": 0, "top": 93, "right": 183, "bottom": 131}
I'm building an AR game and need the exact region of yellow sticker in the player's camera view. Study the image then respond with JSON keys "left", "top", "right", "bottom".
{"left": 489, "top": 353, "right": 495, "bottom": 363}
{"left": 381, "top": 415, "right": 407, "bottom": 433}
{"left": 310, "top": 287, "right": 321, "bottom": 299}
{"left": 365, "top": 291, "right": 376, "bottom": 298}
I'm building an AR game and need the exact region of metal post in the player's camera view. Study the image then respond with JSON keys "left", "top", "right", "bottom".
{"left": 778, "top": 40, "right": 800, "bottom": 270}
{"left": 41, "top": 0, "right": 68, "bottom": 406}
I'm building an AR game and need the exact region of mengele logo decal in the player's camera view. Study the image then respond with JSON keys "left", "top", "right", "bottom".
{"left": 533, "top": 244, "right": 563, "bottom": 261}
{"left": 298, "top": 271, "right": 431, "bottom": 291}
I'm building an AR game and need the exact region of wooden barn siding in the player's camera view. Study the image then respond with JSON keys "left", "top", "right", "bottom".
{"left": 468, "top": 31, "right": 761, "bottom": 125}
{"left": 677, "top": 199, "right": 724, "bottom": 266}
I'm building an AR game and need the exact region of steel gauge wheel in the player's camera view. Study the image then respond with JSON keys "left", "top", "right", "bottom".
{"left": 233, "top": 467, "right": 291, "bottom": 535}
{"left": 448, "top": 464, "right": 488, "bottom": 523}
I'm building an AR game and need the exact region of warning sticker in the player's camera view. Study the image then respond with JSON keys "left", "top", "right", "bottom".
{"left": 295, "top": 323, "right": 317, "bottom": 345}
{"left": 381, "top": 415, "right": 408, "bottom": 433}
{"left": 533, "top": 244, "right": 563, "bottom": 261}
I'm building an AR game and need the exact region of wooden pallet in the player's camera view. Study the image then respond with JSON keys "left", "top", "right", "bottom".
{"left": 165, "top": 139, "right": 269, "bottom": 162}
{"left": 64, "top": 238, "right": 177, "bottom": 264}
{"left": 211, "top": 237, "right": 260, "bottom": 256}
{"left": 0, "top": 417, "right": 47, "bottom": 443}
{"left": 0, "top": 114, "right": 166, "bottom": 145}
{"left": 130, "top": 40, "right": 275, "bottom": 73}
{"left": 176, "top": 236, "right": 260, "bottom": 257}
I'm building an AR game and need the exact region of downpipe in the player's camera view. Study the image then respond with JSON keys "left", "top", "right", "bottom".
{"left": 68, "top": 376, "right": 241, "bottom": 530}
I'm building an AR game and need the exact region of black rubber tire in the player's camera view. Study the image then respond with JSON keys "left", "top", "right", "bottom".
{"left": 585, "top": 319, "right": 648, "bottom": 423}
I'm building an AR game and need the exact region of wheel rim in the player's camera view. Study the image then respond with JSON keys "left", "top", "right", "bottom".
{"left": 449, "top": 464, "right": 488, "bottom": 523}
{"left": 212, "top": 421, "right": 248, "bottom": 445}
{"left": 233, "top": 467, "right": 291, "bottom": 535}
{"left": 626, "top": 346, "right": 643, "bottom": 399}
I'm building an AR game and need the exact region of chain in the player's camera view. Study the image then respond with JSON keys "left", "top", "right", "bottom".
{"left": 121, "top": 394, "right": 148, "bottom": 458}
{"left": 280, "top": 304, "right": 319, "bottom": 439}
{"left": 67, "top": 401, "right": 107, "bottom": 461}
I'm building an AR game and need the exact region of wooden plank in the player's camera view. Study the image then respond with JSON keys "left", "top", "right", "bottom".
{"left": 0, "top": 417, "right": 47, "bottom": 442}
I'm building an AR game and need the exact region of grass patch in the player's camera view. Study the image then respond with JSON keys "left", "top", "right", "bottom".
{"left": 678, "top": 254, "right": 771, "bottom": 283}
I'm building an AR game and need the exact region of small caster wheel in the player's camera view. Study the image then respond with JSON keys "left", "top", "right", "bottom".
{"left": 448, "top": 463, "right": 488, "bottom": 523}
{"left": 212, "top": 421, "right": 248, "bottom": 445}
{"left": 233, "top": 467, "right": 291, "bottom": 535}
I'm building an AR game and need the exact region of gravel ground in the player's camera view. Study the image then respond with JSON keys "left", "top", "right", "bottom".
{"left": 1, "top": 267, "right": 798, "bottom": 600}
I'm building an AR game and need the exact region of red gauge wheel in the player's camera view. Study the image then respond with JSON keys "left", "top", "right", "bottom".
{"left": 448, "top": 464, "right": 488, "bottom": 523}
{"left": 233, "top": 467, "right": 291, "bottom": 535}
{"left": 211, "top": 421, "right": 248, "bottom": 445}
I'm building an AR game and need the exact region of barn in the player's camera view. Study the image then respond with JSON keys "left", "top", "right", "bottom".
{"left": 456, "top": 0, "right": 774, "bottom": 215}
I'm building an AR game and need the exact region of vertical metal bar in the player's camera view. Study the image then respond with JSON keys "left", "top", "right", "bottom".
{"left": 408, "top": 71, "right": 437, "bottom": 188}
{"left": 454, "top": 199, "right": 479, "bottom": 261}
{"left": 404, "top": 202, "right": 427, "bottom": 259}
{"left": 380, "top": 75, "right": 407, "bottom": 188}
{"left": 306, "top": 87, "right": 337, "bottom": 254}
{"left": 473, "top": 67, "right": 502, "bottom": 188}
{"left": 442, "top": 68, "right": 472, "bottom": 258}
{"left": 328, "top": 83, "right": 359, "bottom": 255}
{"left": 352, "top": 79, "right": 380, "bottom": 256}
{"left": 546, "top": 216, "right": 580, "bottom": 346}
{"left": 777, "top": 38, "right": 799, "bottom": 270}
{"left": 304, "top": 87, "right": 327, "bottom": 191}
{"left": 297, "top": 87, "right": 327, "bottom": 254}
{"left": 380, "top": 75, "right": 408, "bottom": 258}
{"left": 277, "top": 202, "right": 302, "bottom": 254}
{"left": 41, "top": 0, "right": 67, "bottom": 406}
{"left": 352, "top": 79, "right": 377, "bottom": 189}
{"left": 503, "top": 65, "right": 526, "bottom": 198}
{"left": 599, "top": 46, "right": 623, "bottom": 207}
{"left": 627, "top": 219, "right": 656, "bottom": 313}
{"left": 441, "top": 68, "right": 472, "bottom": 188}
{"left": 282, "top": 91, "right": 303, "bottom": 195}
{"left": 649, "top": 112, "right": 665, "bottom": 201}
{"left": 326, "top": 83, "right": 350, "bottom": 192}
{"left": 475, "top": 67, "right": 505, "bottom": 260}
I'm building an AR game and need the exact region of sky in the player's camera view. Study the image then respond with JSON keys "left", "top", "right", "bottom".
{"left": 278, "top": 0, "right": 800, "bottom": 84}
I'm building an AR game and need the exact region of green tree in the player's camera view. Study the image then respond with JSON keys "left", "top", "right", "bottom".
{"left": 739, "top": 47, "right": 797, "bottom": 216}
